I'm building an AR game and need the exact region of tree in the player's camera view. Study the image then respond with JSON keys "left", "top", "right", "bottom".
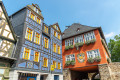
{"left": 108, "top": 34, "right": 120, "bottom": 62}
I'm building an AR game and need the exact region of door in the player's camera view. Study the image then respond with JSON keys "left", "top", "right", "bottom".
{"left": 54, "top": 75, "right": 59, "bottom": 80}
{"left": 40, "top": 75, "right": 44, "bottom": 80}
{"left": 27, "top": 77, "right": 36, "bottom": 80}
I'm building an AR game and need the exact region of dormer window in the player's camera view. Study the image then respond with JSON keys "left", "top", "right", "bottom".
{"left": 77, "top": 28, "right": 80, "bottom": 31}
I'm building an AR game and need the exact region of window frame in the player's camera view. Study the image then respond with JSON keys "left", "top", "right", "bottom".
{"left": 74, "top": 35, "right": 84, "bottom": 44}
{"left": 53, "top": 61, "right": 56, "bottom": 68}
{"left": 34, "top": 51, "right": 39, "bottom": 62}
{"left": 23, "top": 48, "right": 31, "bottom": 60}
{"left": 66, "top": 54, "right": 75, "bottom": 61}
{"left": 65, "top": 38, "right": 73, "bottom": 46}
{"left": 58, "top": 62, "right": 61, "bottom": 69}
{"left": 87, "top": 49, "right": 100, "bottom": 58}
{"left": 84, "top": 31, "right": 95, "bottom": 42}
{"left": 25, "top": 27, "right": 33, "bottom": 41}
{"left": 34, "top": 32, "right": 40, "bottom": 44}
{"left": 57, "top": 45, "right": 60, "bottom": 54}
{"left": 44, "top": 37, "right": 49, "bottom": 49}
{"left": 43, "top": 57, "right": 48, "bottom": 67}
{"left": 53, "top": 43, "right": 57, "bottom": 53}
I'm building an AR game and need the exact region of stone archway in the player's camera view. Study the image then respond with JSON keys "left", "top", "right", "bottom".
{"left": 91, "top": 73, "right": 100, "bottom": 80}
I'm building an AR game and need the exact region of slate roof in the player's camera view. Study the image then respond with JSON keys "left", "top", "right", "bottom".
{"left": 62, "top": 23, "right": 100, "bottom": 39}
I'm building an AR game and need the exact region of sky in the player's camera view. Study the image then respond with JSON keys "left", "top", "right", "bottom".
{"left": 2, "top": 0, "right": 120, "bottom": 42}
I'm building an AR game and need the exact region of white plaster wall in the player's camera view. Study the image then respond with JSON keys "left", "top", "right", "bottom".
{"left": 9, "top": 70, "right": 19, "bottom": 80}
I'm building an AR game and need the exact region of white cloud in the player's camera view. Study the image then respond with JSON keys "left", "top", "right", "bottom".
{"left": 105, "top": 32, "right": 115, "bottom": 38}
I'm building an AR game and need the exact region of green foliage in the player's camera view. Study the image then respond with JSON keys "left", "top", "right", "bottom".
{"left": 87, "top": 58, "right": 94, "bottom": 63}
{"left": 65, "top": 60, "right": 75, "bottom": 66}
{"left": 108, "top": 34, "right": 120, "bottom": 62}
{"left": 94, "top": 56, "right": 101, "bottom": 62}
{"left": 65, "top": 61, "right": 71, "bottom": 66}
{"left": 69, "top": 45, "right": 74, "bottom": 49}
{"left": 75, "top": 42, "right": 84, "bottom": 47}
{"left": 65, "top": 45, "right": 74, "bottom": 50}
{"left": 65, "top": 46, "right": 70, "bottom": 50}
{"left": 85, "top": 39, "right": 96, "bottom": 45}
{"left": 85, "top": 40, "right": 91, "bottom": 45}
{"left": 71, "top": 60, "right": 75, "bottom": 65}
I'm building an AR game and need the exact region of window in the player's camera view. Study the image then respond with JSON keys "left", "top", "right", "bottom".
{"left": 25, "top": 28, "right": 33, "bottom": 41}
{"left": 34, "top": 32, "right": 40, "bottom": 44}
{"left": 58, "top": 45, "right": 60, "bottom": 54}
{"left": 84, "top": 31, "right": 95, "bottom": 42}
{"left": 87, "top": 49, "right": 100, "bottom": 58}
{"left": 0, "top": 69, "right": 5, "bottom": 74}
{"left": 58, "top": 34, "right": 60, "bottom": 39}
{"left": 44, "top": 26, "right": 48, "bottom": 33}
{"left": 44, "top": 37, "right": 49, "bottom": 48}
{"left": 53, "top": 61, "right": 56, "bottom": 68}
{"left": 23, "top": 48, "right": 30, "bottom": 60}
{"left": 30, "top": 13, "right": 35, "bottom": 20}
{"left": 65, "top": 39, "right": 73, "bottom": 46}
{"left": 36, "top": 17, "right": 40, "bottom": 24}
{"left": 53, "top": 43, "right": 56, "bottom": 53}
{"left": 34, "top": 52, "right": 39, "bottom": 62}
{"left": 43, "top": 58, "right": 48, "bottom": 67}
{"left": 74, "top": 35, "right": 83, "bottom": 43}
{"left": 53, "top": 25, "right": 56, "bottom": 29}
{"left": 54, "top": 30, "right": 57, "bottom": 37}
{"left": 0, "top": 39, "right": 2, "bottom": 46}
{"left": 66, "top": 54, "right": 75, "bottom": 61}
{"left": 58, "top": 62, "right": 61, "bottom": 69}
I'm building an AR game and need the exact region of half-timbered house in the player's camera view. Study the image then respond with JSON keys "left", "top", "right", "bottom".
{"left": 9, "top": 3, "right": 63, "bottom": 80}
{"left": 0, "top": 1, "right": 17, "bottom": 80}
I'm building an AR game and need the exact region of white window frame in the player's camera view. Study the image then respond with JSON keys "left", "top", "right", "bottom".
{"left": 65, "top": 38, "right": 73, "bottom": 46}
{"left": 66, "top": 54, "right": 75, "bottom": 61}
{"left": 0, "top": 68, "right": 5, "bottom": 74}
{"left": 74, "top": 35, "right": 83, "bottom": 44}
{"left": 87, "top": 49, "right": 100, "bottom": 58}
{"left": 84, "top": 31, "right": 95, "bottom": 42}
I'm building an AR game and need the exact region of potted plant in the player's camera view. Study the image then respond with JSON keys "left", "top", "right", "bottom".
{"left": 85, "top": 40, "right": 91, "bottom": 45}
{"left": 65, "top": 46, "right": 69, "bottom": 50}
{"left": 71, "top": 60, "right": 75, "bottom": 65}
{"left": 91, "top": 39, "right": 96, "bottom": 43}
{"left": 69, "top": 45, "right": 74, "bottom": 49}
{"left": 65, "top": 61, "right": 71, "bottom": 66}
{"left": 75, "top": 42, "right": 84, "bottom": 50}
{"left": 94, "top": 56, "right": 101, "bottom": 62}
{"left": 87, "top": 58, "right": 94, "bottom": 63}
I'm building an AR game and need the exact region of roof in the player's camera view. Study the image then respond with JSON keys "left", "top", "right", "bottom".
{"left": 0, "top": 1, "right": 17, "bottom": 42}
{"left": 62, "top": 23, "right": 99, "bottom": 39}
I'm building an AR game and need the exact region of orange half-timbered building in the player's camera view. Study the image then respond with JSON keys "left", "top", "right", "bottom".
{"left": 62, "top": 23, "right": 111, "bottom": 80}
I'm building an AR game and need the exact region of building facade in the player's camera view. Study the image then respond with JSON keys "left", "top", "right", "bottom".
{"left": 62, "top": 23, "right": 111, "bottom": 80}
{"left": 0, "top": 1, "right": 17, "bottom": 80}
{"left": 9, "top": 4, "right": 63, "bottom": 80}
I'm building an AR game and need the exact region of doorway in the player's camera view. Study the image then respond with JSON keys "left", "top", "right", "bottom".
{"left": 27, "top": 77, "right": 36, "bottom": 80}
{"left": 54, "top": 75, "right": 59, "bottom": 80}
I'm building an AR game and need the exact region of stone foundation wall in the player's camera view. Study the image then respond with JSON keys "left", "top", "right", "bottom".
{"left": 98, "top": 62, "right": 120, "bottom": 80}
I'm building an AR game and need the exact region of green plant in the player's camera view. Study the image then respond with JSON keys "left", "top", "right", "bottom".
{"left": 75, "top": 42, "right": 84, "bottom": 47}
{"left": 85, "top": 40, "right": 91, "bottom": 45}
{"left": 65, "top": 61, "right": 71, "bottom": 66}
{"left": 71, "top": 60, "right": 75, "bottom": 65}
{"left": 94, "top": 56, "right": 101, "bottom": 62}
{"left": 65, "top": 46, "right": 69, "bottom": 50}
{"left": 91, "top": 39, "right": 96, "bottom": 43}
{"left": 85, "top": 39, "right": 96, "bottom": 45}
{"left": 87, "top": 58, "right": 94, "bottom": 63}
{"left": 69, "top": 45, "right": 74, "bottom": 49}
